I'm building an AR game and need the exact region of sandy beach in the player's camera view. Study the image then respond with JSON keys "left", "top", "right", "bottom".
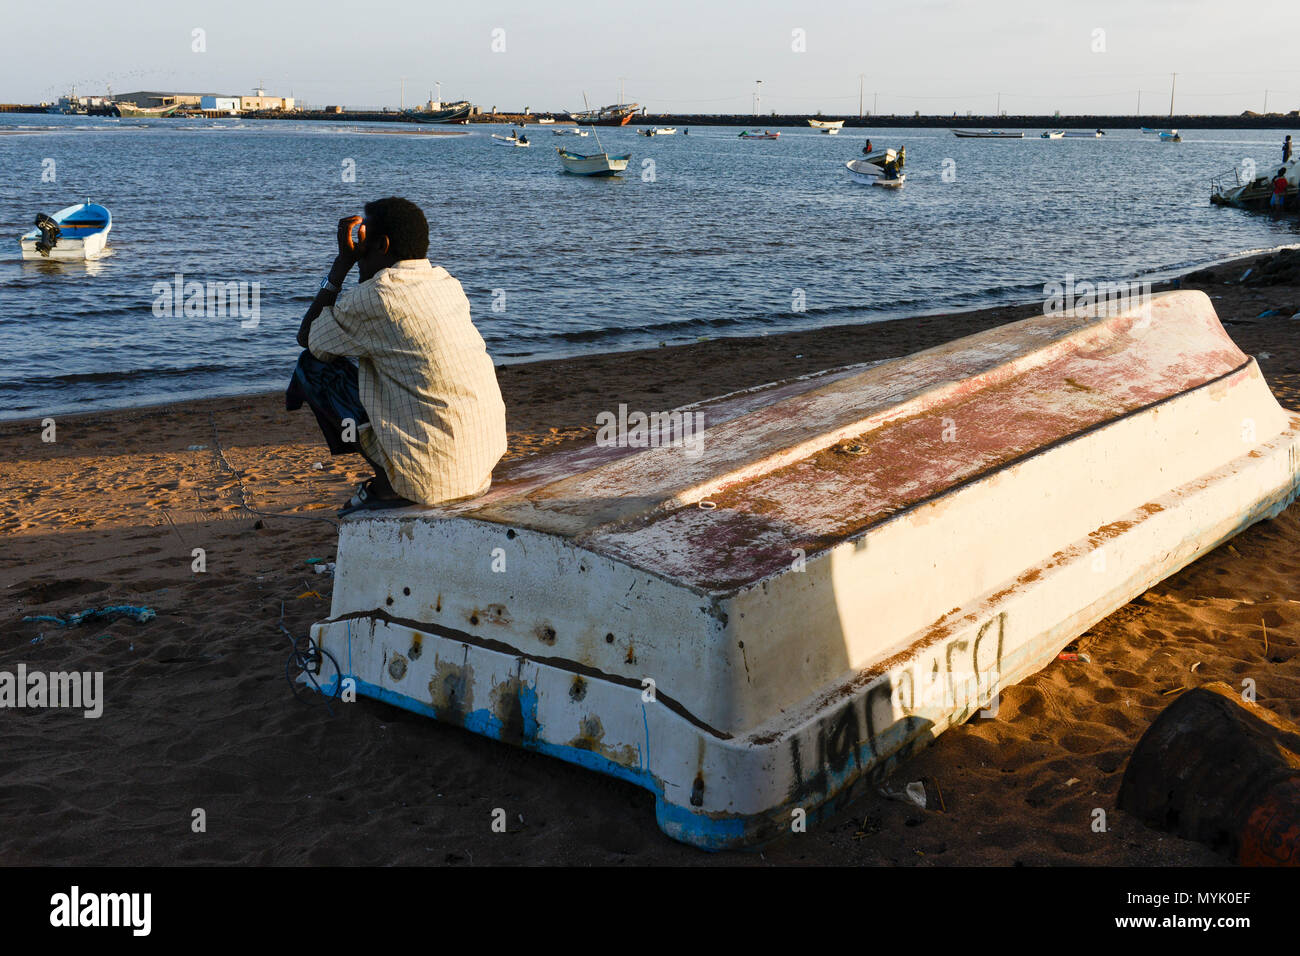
{"left": 3, "top": 258, "right": 1299, "bottom": 865}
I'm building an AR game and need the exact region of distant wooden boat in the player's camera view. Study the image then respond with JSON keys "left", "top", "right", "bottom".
{"left": 1041, "top": 130, "right": 1065, "bottom": 139}
{"left": 537, "top": 118, "right": 555, "bottom": 125}
{"left": 113, "top": 101, "right": 179, "bottom": 118}
{"left": 808, "top": 119, "right": 845, "bottom": 131}
{"left": 555, "top": 147, "right": 630, "bottom": 176}
{"left": 18, "top": 201, "right": 112, "bottom": 260}
{"left": 739, "top": 130, "right": 780, "bottom": 140}
{"left": 951, "top": 129, "right": 1024, "bottom": 139}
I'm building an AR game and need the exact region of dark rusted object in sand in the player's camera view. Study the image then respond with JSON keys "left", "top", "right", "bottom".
{"left": 1118, "top": 682, "right": 1300, "bottom": 866}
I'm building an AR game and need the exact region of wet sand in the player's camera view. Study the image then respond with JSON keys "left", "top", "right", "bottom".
{"left": 2, "top": 259, "right": 1298, "bottom": 865}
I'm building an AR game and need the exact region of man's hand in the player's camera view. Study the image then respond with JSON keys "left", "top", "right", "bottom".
{"left": 337, "top": 215, "right": 365, "bottom": 262}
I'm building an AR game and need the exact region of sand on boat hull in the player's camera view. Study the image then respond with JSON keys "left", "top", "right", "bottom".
{"left": 308, "top": 290, "right": 1300, "bottom": 849}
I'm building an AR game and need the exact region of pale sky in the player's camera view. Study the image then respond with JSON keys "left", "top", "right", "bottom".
{"left": 5, "top": 0, "right": 1299, "bottom": 115}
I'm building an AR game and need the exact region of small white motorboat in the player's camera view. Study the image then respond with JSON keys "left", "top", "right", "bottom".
{"left": 18, "top": 201, "right": 112, "bottom": 260}
{"left": 862, "top": 147, "right": 898, "bottom": 166}
{"left": 844, "top": 159, "right": 894, "bottom": 184}
{"left": 1063, "top": 129, "right": 1105, "bottom": 138}
{"left": 638, "top": 127, "right": 677, "bottom": 137}
{"left": 1041, "top": 130, "right": 1065, "bottom": 139}
{"left": 556, "top": 147, "right": 630, "bottom": 176}
{"left": 537, "top": 118, "right": 555, "bottom": 125}
{"left": 493, "top": 132, "right": 531, "bottom": 147}
{"left": 738, "top": 130, "right": 780, "bottom": 140}
{"left": 553, "top": 127, "right": 589, "bottom": 137}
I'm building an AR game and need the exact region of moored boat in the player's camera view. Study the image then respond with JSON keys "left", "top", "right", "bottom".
{"left": 408, "top": 100, "right": 473, "bottom": 124}
{"left": 555, "top": 147, "right": 630, "bottom": 175}
{"left": 18, "top": 201, "right": 112, "bottom": 261}
{"left": 951, "top": 128, "right": 1024, "bottom": 138}
{"left": 638, "top": 127, "right": 677, "bottom": 137}
{"left": 1159, "top": 129, "right": 1182, "bottom": 142}
{"left": 553, "top": 127, "right": 588, "bottom": 136}
{"left": 1041, "top": 130, "right": 1065, "bottom": 139}
{"left": 738, "top": 130, "right": 780, "bottom": 140}
{"left": 808, "top": 119, "right": 845, "bottom": 132}
{"left": 1063, "top": 129, "right": 1105, "bottom": 138}
{"left": 569, "top": 103, "right": 640, "bottom": 126}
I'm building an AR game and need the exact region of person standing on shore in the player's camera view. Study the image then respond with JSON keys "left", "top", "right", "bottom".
{"left": 1285, "top": 135, "right": 1293, "bottom": 163}
{"left": 287, "top": 197, "right": 507, "bottom": 515}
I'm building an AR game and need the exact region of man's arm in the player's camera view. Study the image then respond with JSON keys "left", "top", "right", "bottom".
{"left": 297, "top": 215, "right": 364, "bottom": 350}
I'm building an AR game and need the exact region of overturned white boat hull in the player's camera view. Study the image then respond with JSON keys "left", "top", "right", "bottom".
{"left": 307, "top": 291, "right": 1300, "bottom": 849}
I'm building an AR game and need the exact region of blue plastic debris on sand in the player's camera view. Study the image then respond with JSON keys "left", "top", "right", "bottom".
{"left": 22, "top": 605, "right": 156, "bottom": 628}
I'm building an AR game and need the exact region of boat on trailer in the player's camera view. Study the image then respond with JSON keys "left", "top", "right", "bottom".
{"left": 304, "top": 290, "right": 1300, "bottom": 849}
{"left": 18, "top": 201, "right": 112, "bottom": 260}
{"left": 555, "top": 147, "right": 630, "bottom": 175}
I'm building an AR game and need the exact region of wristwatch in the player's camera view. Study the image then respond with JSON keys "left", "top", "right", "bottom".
{"left": 320, "top": 277, "right": 340, "bottom": 294}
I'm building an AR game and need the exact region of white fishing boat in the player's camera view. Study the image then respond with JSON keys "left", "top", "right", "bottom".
{"left": 862, "top": 147, "right": 898, "bottom": 166}
{"left": 1041, "top": 130, "right": 1065, "bottom": 139}
{"left": 555, "top": 147, "right": 630, "bottom": 176}
{"left": 492, "top": 132, "right": 531, "bottom": 147}
{"left": 1063, "top": 129, "right": 1105, "bottom": 138}
{"left": 553, "top": 127, "right": 589, "bottom": 137}
{"left": 537, "top": 118, "right": 555, "bottom": 125}
{"left": 951, "top": 129, "right": 1024, "bottom": 139}
{"left": 808, "top": 119, "right": 845, "bottom": 132}
{"left": 638, "top": 127, "right": 677, "bottom": 137}
{"left": 305, "top": 290, "right": 1300, "bottom": 849}
{"left": 845, "top": 159, "right": 888, "bottom": 183}
{"left": 18, "top": 201, "right": 112, "bottom": 261}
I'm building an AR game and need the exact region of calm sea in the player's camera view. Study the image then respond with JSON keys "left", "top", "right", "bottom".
{"left": 1, "top": 113, "right": 1297, "bottom": 420}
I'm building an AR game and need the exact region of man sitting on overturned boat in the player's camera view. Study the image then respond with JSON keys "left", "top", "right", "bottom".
{"left": 287, "top": 197, "right": 507, "bottom": 515}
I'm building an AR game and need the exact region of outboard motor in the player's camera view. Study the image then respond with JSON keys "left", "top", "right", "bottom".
{"left": 33, "top": 213, "right": 61, "bottom": 257}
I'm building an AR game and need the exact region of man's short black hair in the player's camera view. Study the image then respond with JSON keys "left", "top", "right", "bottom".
{"left": 364, "top": 196, "right": 429, "bottom": 260}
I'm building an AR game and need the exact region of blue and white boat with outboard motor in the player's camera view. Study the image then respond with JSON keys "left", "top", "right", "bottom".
{"left": 18, "top": 201, "right": 112, "bottom": 261}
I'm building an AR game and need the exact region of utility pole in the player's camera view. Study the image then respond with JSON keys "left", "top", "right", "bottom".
{"left": 400, "top": 77, "right": 406, "bottom": 110}
{"left": 873, "top": 91, "right": 878, "bottom": 116}
{"left": 997, "top": 91, "right": 1001, "bottom": 116}
{"left": 859, "top": 74, "right": 864, "bottom": 118}
{"left": 754, "top": 79, "right": 762, "bottom": 116}
{"left": 1137, "top": 89, "right": 1141, "bottom": 116}
{"left": 1265, "top": 89, "right": 1270, "bottom": 114}
{"left": 1169, "top": 72, "right": 1176, "bottom": 118}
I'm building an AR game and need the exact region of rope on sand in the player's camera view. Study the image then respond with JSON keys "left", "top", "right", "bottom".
{"left": 207, "top": 411, "right": 340, "bottom": 530}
